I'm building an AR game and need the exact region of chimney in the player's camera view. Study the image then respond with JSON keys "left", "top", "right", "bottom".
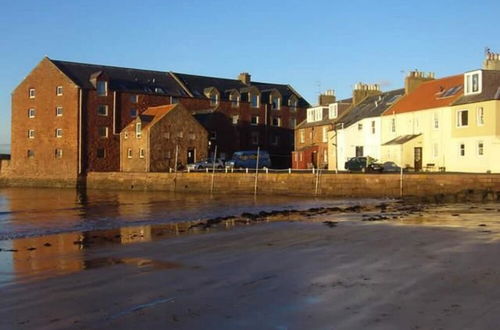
{"left": 483, "top": 50, "right": 500, "bottom": 70}
{"left": 404, "top": 70, "right": 435, "bottom": 95}
{"left": 318, "top": 89, "right": 336, "bottom": 106}
{"left": 238, "top": 72, "right": 251, "bottom": 85}
{"left": 352, "top": 83, "right": 381, "bottom": 105}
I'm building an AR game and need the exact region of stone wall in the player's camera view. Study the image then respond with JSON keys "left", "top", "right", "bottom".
{"left": 84, "top": 172, "right": 500, "bottom": 198}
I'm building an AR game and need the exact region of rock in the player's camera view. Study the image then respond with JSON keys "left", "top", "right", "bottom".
{"left": 323, "top": 221, "right": 338, "bottom": 228}
{"left": 27, "top": 247, "right": 36, "bottom": 251}
{"left": 43, "top": 242, "right": 52, "bottom": 247}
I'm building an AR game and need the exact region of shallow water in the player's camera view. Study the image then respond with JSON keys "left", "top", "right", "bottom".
{"left": 0, "top": 187, "right": 381, "bottom": 240}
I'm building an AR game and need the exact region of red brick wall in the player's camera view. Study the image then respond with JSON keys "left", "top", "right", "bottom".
{"left": 294, "top": 123, "right": 332, "bottom": 169}
{"left": 10, "top": 58, "right": 80, "bottom": 179}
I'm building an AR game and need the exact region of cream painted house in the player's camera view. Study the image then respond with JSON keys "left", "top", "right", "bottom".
{"left": 447, "top": 69, "right": 500, "bottom": 172}
{"left": 380, "top": 74, "right": 464, "bottom": 171}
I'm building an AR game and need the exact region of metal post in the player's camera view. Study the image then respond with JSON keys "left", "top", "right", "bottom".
{"left": 400, "top": 144, "right": 403, "bottom": 197}
{"left": 254, "top": 147, "right": 260, "bottom": 197}
{"left": 174, "top": 144, "right": 179, "bottom": 173}
{"left": 315, "top": 168, "right": 321, "bottom": 196}
{"left": 210, "top": 145, "right": 217, "bottom": 194}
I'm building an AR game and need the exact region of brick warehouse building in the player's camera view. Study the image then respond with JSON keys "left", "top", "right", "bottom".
{"left": 10, "top": 57, "right": 309, "bottom": 182}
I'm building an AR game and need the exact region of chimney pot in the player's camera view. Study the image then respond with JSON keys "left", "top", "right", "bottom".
{"left": 238, "top": 72, "right": 251, "bottom": 85}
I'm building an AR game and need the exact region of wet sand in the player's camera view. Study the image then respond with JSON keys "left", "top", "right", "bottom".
{"left": 2, "top": 203, "right": 500, "bottom": 329}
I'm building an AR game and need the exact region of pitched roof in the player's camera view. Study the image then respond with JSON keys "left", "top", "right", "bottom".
{"left": 383, "top": 75, "right": 463, "bottom": 115}
{"left": 171, "top": 72, "right": 310, "bottom": 107}
{"left": 453, "top": 70, "right": 500, "bottom": 105}
{"left": 382, "top": 134, "right": 421, "bottom": 145}
{"left": 50, "top": 59, "right": 190, "bottom": 97}
{"left": 139, "top": 104, "right": 178, "bottom": 128}
{"left": 337, "top": 88, "right": 404, "bottom": 128}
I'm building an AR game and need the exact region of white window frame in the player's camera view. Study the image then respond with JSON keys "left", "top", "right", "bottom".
{"left": 28, "top": 108, "right": 35, "bottom": 118}
{"left": 358, "top": 123, "right": 363, "bottom": 131}
{"left": 371, "top": 120, "right": 376, "bottom": 134}
{"left": 56, "top": 106, "right": 63, "bottom": 116}
{"left": 136, "top": 123, "right": 142, "bottom": 138}
{"left": 272, "top": 117, "right": 281, "bottom": 127}
{"left": 232, "top": 115, "right": 239, "bottom": 125}
{"left": 230, "top": 93, "right": 240, "bottom": 108}
{"left": 464, "top": 70, "right": 482, "bottom": 95}
{"left": 56, "top": 86, "right": 63, "bottom": 96}
{"left": 96, "top": 81, "right": 108, "bottom": 96}
{"left": 209, "top": 92, "right": 219, "bottom": 106}
{"left": 127, "top": 148, "right": 132, "bottom": 158}
{"left": 289, "top": 97, "right": 297, "bottom": 111}
{"left": 459, "top": 143, "right": 465, "bottom": 157}
{"left": 98, "top": 127, "right": 108, "bottom": 138}
{"left": 314, "top": 108, "right": 322, "bottom": 121}
{"left": 477, "top": 107, "right": 484, "bottom": 126}
{"left": 289, "top": 118, "right": 296, "bottom": 128}
{"left": 27, "top": 149, "right": 35, "bottom": 158}
{"left": 55, "top": 128, "right": 63, "bottom": 138}
{"left": 328, "top": 103, "right": 338, "bottom": 119}
{"left": 300, "top": 129, "right": 305, "bottom": 143}
{"left": 477, "top": 141, "right": 484, "bottom": 156}
{"left": 139, "top": 148, "right": 145, "bottom": 159}
{"left": 28, "top": 129, "right": 35, "bottom": 139}
{"left": 433, "top": 112, "right": 439, "bottom": 129}
{"left": 55, "top": 149, "right": 63, "bottom": 158}
{"left": 391, "top": 118, "right": 396, "bottom": 133}
{"left": 271, "top": 95, "right": 281, "bottom": 110}
{"left": 250, "top": 94, "right": 260, "bottom": 108}
{"left": 130, "top": 95, "right": 138, "bottom": 103}
{"left": 251, "top": 116, "right": 259, "bottom": 126}
{"left": 98, "top": 105, "right": 108, "bottom": 116}
{"left": 456, "top": 110, "right": 469, "bottom": 127}
{"left": 29, "top": 88, "right": 35, "bottom": 99}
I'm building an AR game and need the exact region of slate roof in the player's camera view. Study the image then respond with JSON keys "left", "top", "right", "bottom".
{"left": 171, "top": 72, "right": 309, "bottom": 107}
{"left": 336, "top": 88, "right": 405, "bottom": 128}
{"left": 50, "top": 59, "right": 189, "bottom": 97}
{"left": 138, "top": 104, "right": 178, "bottom": 129}
{"left": 383, "top": 75, "right": 464, "bottom": 115}
{"left": 453, "top": 70, "right": 500, "bottom": 105}
{"left": 382, "top": 134, "right": 421, "bottom": 145}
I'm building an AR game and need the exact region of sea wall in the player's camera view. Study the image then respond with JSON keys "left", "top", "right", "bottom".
{"left": 83, "top": 171, "right": 500, "bottom": 199}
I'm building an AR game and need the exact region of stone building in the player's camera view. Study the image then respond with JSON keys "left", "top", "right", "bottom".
{"left": 10, "top": 57, "right": 309, "bottom": 182}
{"left": 120, "top": 104, "right": 208, "bottom": 172}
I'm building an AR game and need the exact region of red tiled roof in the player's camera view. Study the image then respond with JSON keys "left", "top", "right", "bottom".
{"left": 383, "top": 74, "right": 464, "bottom": 115}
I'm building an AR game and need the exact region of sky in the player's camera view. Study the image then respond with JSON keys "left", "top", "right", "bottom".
{"left": 1, "top": 0, "right": 499, "bottom": 146}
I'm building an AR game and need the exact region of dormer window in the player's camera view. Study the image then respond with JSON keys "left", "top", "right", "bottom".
{"left": 464, "top": 71, "right": 482, "bottom": 95}
{"left": 250, "top": 93, "right": 260, "bottom": 108}
{"left": 229, "top": 92, "right": 240, "bottom": 108}
{"left": 288, "top": 96, "right": 298, "bottom": 111}
{"left": 306, "top": 106, "right": 324, "bottom": 123}
{"left": 96, "top": 81, "right": 107, "bottom": 96}
{"left": 328, "top": 103, "right": 338, "bottom": 119}
{"left": 271, "top": 95, "right": 281, "bottom": 110}
{"left": 210, "top": 92, "right": 219, "bottom": 106}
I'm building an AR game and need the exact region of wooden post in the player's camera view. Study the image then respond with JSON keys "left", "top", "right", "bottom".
{"left": 254, "top": 147, "right": 260, "bottom": 197}
{"left": 210, "top": 145, "right": 217, "bottom": 194}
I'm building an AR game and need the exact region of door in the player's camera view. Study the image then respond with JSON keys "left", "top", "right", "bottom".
{"left": 355, "top": 146, "right": 364, "bottom": 157}
{"left": 414, "top": 147, "right": 422, "bottom": 171}
{"left": 187, "top": 148, "right": 195, "bottom": 164}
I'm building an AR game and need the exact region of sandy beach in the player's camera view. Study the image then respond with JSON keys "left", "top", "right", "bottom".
{"left": 2, "top": 203, "right": 500, "bottom": 329}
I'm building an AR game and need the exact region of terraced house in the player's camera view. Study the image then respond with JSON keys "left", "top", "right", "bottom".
{"left": 10, "top": 57, "right": 308, "bottom": 183}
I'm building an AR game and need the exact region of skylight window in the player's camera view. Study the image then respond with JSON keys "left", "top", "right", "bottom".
{"left": 439, "top": 85, "right": 462, "bottom": 98}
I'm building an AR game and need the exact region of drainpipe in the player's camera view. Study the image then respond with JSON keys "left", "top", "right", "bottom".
{"left": 78, "top": 88, "right": 82, "bottom": 175}
{"left": 113, "top": 91, "right": 117, "bottom": 135}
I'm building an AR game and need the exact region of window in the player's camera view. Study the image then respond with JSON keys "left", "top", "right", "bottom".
{"left": 289, "top": 97, "right": 298, "bottom": 111}
{"left": 230, "top": 93, "right": 240, "bottom": 108}
{"left": 391, "top": 118, "right": 396, "bottom": 133}
{"left": 96, "top": 81, "right": 107, "bottom": 96}
{"left": 56, "top": 106, "right": 63, "bottom": 116}
{"left": 459, "top": 143, "right": 465, "bottom": 157}
{"left": 98, "top": 127, "right": 108, "bottom": 138}
{"left": 433, "top": 112, "right": 439, "bottom": 129}
{"left": 98, "top": 105, "right": 108, "bottom": 116}
{"left": 124, "top": 131, "right": 128, "bottom": 139}
{"left": 209, "top": 131, "right": 216, "bottom": 140}
{"left": 97, "top": 148, "right": 105, "bottom": 158}
{"left": 358, "top": 123, "right": 363, "bottom": 131}
{"left": 272, "top": 117, "right": 281, "bottom": 127}
{"left": 307, "top": 109, "right": 315, "bottom": 123}
{"left": 314, "top": 108, "right": 322, "bottom": 121}
{"left": 232, "top": 115, "right": 239, "bottom": 125}
{"left": 433, "top": 143, "right": 439, "bottom": 158}
{"left": 478, "top": 141, "right": 484, "bottom": 156}
{"left": 251, "top": 116, "right": 259, "bottom": 125}
{"left": 289, "top": 118, "right": 296, "bottom": 128}
{"left": 28, "top": 108, "right": 35, "bottom": 118}
{"left": 55, "top": 149, "right": 63, "bottom": 159}
{"left": 136, "top": 123, "right": 142, "bottom": 138}
{"left": 322, "top": 126, "right": 328, "bottom": 142}
{"left": 29, "top": 88, "right": 35, "bottom": 99}
{"left": 139, "top": 149, "right": 145, "bottom": 158}
{"left": 130, "top": 108, "right": 138, "bottom": 118}
{"left": 477, "top": 107, "right": 484, "bottom": 126}
{"left": 130, "top": 95, "right": 138, "bottom": 103}
{"left": 250, "top": 94, "right": 259, "bottom": 108}
{"left": 56, "top": 86, "right": 63, "bottom": 96}
{"left": 209, "top": 92, "right": 219, "bottom": 106}
{"left": 371, "top": 121, "right": 376, "bottom": 134}
{"left": 300, "top": 129, "right": 305, "bottom": 143}
{"left": 251, "top": 131, "right": 259, "bottom": 145}
{"left": 55, "top": 128, "right": 63, "bottom": 138}
{"left": 28, "top": 129, "right": 35, "bottom": 139}
{"left": 170, "top": 97, "right": 179, "bottom": 104}
{"left": 355, "top": 146, "right": 363, "bottom": 157}
{"left": 328, "top": 103, "right": 338, "bottom": 119}
{"left": 323, "top": 149, "right": 328, "bottom": 163}
{"left": 189, "top": 132, "right": 196, "bottom": 140}
{"left": 457, "top": 110, "right": 468, "bottom": 127}
{"left": 127, "top": 148, "right": 132, "bottom": 158}
{"left": 27, "top": 149, "right": 35, "bottom": 158}
{"left": 464, "top": 71, "right": 482, "bottom": 95}
{"left": 271, "top": 95, "right": 280, "bottom": 110}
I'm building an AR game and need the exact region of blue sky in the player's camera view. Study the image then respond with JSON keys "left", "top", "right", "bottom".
{"left": 1, "top": 0, "right": 499, "bottom": 145}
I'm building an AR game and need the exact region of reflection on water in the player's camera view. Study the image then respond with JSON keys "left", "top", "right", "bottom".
{"left": 0, "top": 187, "right": 373, "bottom": 240}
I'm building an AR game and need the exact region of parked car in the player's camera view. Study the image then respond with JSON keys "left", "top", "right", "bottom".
{"left": 187, "top": 158, "right": 224, "bottom": 170}
{"left": 380, "top": 161, "right": 402, "bottom": 173}
{"left": 225, "top": 150, "right": 272, "bottom": 169}
{"left": 344, "top": 156, "right": 380, "bottom": 172}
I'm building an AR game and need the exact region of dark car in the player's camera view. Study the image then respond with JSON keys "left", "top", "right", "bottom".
{"left": 187, "top": 158, "right": 224, "bottom": 170}
{"left": 344, "top": 156, "right": 380, "bottom": 172}
{"left": 225, "top": 150, "right": 272, "bottom": 169}
{"left": 380, "top": 161, "right": 402, "bottom": 173}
